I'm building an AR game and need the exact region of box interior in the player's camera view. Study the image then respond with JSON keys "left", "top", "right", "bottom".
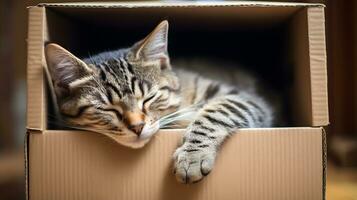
{"left": 43, "top": 5, "right": 313, "bottom": 129}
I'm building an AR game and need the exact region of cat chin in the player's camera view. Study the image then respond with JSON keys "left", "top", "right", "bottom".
{"left": 139, "top": 122, "right": 160, "bottom": 140}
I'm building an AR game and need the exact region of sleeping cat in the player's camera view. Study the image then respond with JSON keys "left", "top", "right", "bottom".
{"left": 45, "top": 20, "right": 274, "bottom": 184}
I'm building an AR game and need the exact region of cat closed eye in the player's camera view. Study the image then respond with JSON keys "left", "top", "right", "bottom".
{"left": 98, "top": 108, "right": 123, "bottom": 121}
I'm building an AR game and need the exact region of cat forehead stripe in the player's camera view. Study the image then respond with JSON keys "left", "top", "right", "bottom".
{"left": 68, "top": 76, "right": 93, "bottom": 88}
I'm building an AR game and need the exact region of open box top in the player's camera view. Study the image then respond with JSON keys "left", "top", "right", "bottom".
{"left": 27, "top": 1, "right": 329, "bottom": 146}
{"left": 27, "top": 1, "right": 328, "bottom": 133}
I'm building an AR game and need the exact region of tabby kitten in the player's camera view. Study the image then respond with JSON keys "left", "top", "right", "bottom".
{"left": 45, "top": 20, "right": 273, "bottom": 184}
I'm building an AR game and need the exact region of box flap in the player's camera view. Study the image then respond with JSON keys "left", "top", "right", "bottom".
{"left": 27, "top": 7, "right": 46, "bottom": 131}
{"left": 36, "top": 1, "right": 325, "bottom": 8}
{"left": 307, "top": 7, "right": 329, "bottom": 126}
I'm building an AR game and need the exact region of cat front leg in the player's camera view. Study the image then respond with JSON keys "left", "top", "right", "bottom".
{"left": 173, "top": 94, "right": 270, "bottom": 184}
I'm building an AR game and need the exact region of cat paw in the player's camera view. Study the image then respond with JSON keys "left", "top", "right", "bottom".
{"left": 173, "top": 146, "right": 216, "bottom": 184}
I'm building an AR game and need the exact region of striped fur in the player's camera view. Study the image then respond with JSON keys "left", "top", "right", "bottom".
{"left": 45, "top": 20, "right": 274, "bottom": 184}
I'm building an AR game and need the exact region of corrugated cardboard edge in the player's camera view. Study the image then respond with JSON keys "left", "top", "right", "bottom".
{"left": 322, "top": 128, "right": 327, "bottom": 200}
{"left": 24, "top": 132, "right": 28, "bottom": 200}
{"left": 307, "top": 7, "right": 329, "bottom": 126}
{"left": 27, "top": 7, "right": 45, "bottom": 131}
{"left": 35, "top": 1, "right": 325, "bottom": 8}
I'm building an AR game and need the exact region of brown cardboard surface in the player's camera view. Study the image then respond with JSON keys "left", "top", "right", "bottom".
{"left": 288, "top": 7, "right": 328, "bottom": 127}
{"left": 29, "top": 128, "right": 324, "bottom": 200}
{"left": 290, "top": 8, "right": 312, "bottom": 126}
{"left": 307, "top": 7, "right": 329, "bottom": 126}
{"left": 27, "top": 7, "right": 45, "bottom": 130}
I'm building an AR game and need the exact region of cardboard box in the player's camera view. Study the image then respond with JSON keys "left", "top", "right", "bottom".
{"left": 26, "top": 2, "right": 328, "bottom": 200}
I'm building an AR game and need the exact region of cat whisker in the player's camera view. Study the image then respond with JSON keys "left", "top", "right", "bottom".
{"left": 154, "top": 104, "right": 201, "bottom": 129}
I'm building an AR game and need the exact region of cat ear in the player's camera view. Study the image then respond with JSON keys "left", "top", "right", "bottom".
{"left": 45, "top": 43, "right": 93, "bottom": 94}
{"left": 132, "top": 20, "right": 170, "bottom": 68}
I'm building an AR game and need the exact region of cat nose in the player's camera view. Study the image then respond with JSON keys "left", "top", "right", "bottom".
{"left": 125, "top": 111, "right": 145, "bottom": 136}
{"left": 128, "top": 122, "right": 145, "bottom": 136}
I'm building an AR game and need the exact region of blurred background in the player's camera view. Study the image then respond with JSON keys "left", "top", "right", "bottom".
{"left": 0, "top": 0, "right": 356, "bottom": 199}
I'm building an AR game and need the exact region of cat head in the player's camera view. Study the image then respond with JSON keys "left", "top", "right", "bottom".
{"left": 45, "top": 20, "right": 181, "bottom": 139}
